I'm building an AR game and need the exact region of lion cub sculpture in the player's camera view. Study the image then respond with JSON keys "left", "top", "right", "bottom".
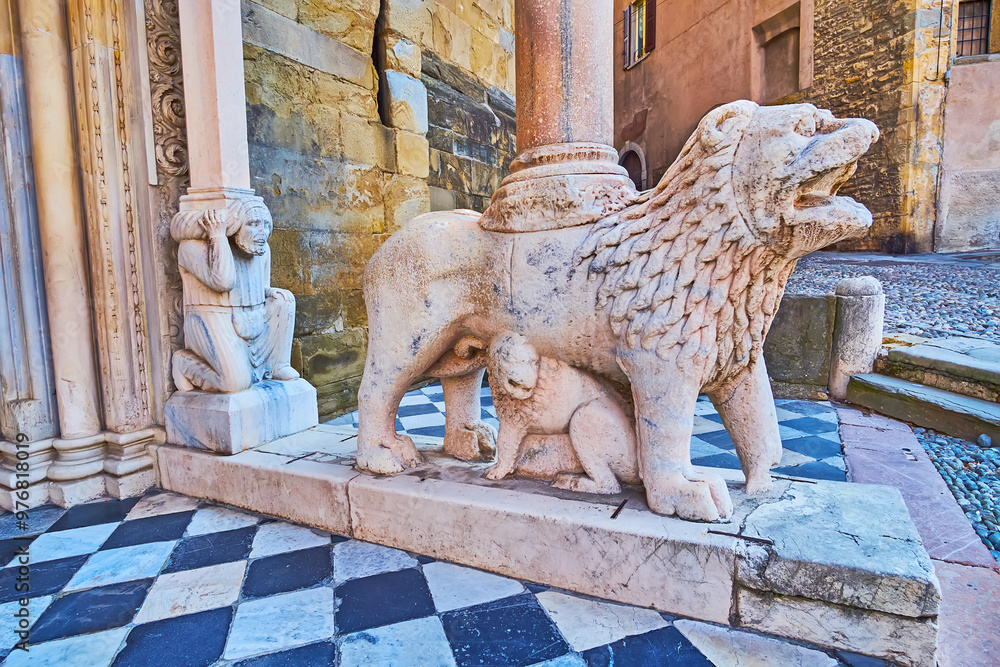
{"left": 486, "top": 333, "right": 640, "bottom": 494}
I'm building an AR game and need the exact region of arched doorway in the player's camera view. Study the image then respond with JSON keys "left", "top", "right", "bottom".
{"left": 618, "top": 142, "right": 647, "bottom": 190}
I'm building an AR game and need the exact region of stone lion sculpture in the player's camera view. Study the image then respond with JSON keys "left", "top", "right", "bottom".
{"left": 486, "top": 332, "right": 640, "bottom": 494}
{"left": 357, "top": 101, "right": 879, "bottom": 521}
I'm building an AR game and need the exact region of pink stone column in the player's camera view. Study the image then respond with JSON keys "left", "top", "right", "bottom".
{"left": 515, "top": 0, "right": 615, "bottom": 152}
{"left": 481, "top": 0, "right": 635, "bottom": 232}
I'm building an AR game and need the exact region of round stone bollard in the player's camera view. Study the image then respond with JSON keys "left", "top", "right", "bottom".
{"left": 828, "top": 276, "right": 885, "bottom": 400}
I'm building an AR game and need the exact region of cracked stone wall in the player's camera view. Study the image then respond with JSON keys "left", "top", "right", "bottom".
{"left": 242, "top": 0, "right": 515, "bottom": 419}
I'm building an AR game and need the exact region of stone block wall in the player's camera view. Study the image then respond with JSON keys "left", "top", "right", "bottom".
{"left": 783, "top": 0, "right": 952, "bottom": 252}
{"left": 242, "top": 0, "right": 515, "bottom": 420}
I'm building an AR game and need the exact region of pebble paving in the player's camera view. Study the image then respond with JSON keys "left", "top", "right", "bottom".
{"left": 914, "top": 427, "right": 1000, "bottom": 565}
{"left": 786, "top": 252, "right": 1000, "bottom": 342}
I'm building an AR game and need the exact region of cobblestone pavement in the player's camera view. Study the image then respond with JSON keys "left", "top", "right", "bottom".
{"left": 0, "top": 493, "right": 885, "bottom": 666}
{"left": 915, "top": 428, "right": 1000, "bottom": 565}
{"left": 786, "top": 252, "right": 1000, "bottom": 342}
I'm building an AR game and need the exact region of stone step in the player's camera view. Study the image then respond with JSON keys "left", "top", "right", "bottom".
{"left": 152, "top": 425, "right": 940, "bottom": 667}
{"left": 877, "top": 338, "right": 1000, "bottom": 403}
{"left": 847, "top": 373, "right": 1000, "bottom": 444}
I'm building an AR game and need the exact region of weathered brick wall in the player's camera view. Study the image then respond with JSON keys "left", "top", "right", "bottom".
{"left": 243, "top": 0, "right": 515, "bottom": 420}
{"left": 783, "top": 0, "right": 951, "bottom": 252}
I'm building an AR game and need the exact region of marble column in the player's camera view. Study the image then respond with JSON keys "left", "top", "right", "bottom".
{"left": 18, "top": 0, "right": 107, "bottom": 506}
{"left": 0, "top": 0, "right": 59, "bottom": 509}
{"left": 64, "top": 0, "right": 160, "bottom": 499}
{"left": 480, "top": 0, "right": 636, "bottom": 232}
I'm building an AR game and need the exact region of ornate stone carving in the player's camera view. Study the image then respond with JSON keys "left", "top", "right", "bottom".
{"left": 485, "top": 333, "right": 639, "bottom": 495}
{"left": 169, "top": 196, "right": 299, "bottom": 393}
{"left": 356, "top": 101, "right": 879, "bottom": 522}
{"left": 144, "top": 0, "right": 189, "bottom": 394}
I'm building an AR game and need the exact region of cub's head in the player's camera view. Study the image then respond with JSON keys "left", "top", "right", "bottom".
{"left": 487, "top": 333, "right": 539, "bottom": 401}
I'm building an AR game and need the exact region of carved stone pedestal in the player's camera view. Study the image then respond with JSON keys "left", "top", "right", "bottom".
{"left": 165, "top": 378, "right": 318, "bottom": 454}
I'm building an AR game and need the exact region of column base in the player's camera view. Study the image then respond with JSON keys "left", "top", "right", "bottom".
{"left": 479, "top": 142, "right": 638, "bottom": 232}
{"left": 49, "top": 475, "right": 107, "bottom": 508}
{"left": 0, "top": 481, "right": 52, "bottom": 511}
{"left": 165, "top": 378, "right": 319, "bottom": 454}
{"left": 106, "top": 468, "right": 156, "bottom": 499}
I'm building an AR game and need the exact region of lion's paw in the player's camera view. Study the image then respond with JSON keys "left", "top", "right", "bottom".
{"left": 469, "top": 421, "right": 498, "bottom": 460}
{"left": 356, "top": 434, "right": 420, "bottom": 474}
{"left": 645, "top": 470, "right": 733, "bottom": 522}
{"left": 553, "top": 473, "right": 621, "bottom": 495}
{"left": 484, "top": 462, "right": 514, "bottom": 481}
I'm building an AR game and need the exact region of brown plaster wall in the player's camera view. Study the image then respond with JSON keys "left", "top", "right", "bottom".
{"left": 243, "top": 0, "right": 515, "bottom": 420}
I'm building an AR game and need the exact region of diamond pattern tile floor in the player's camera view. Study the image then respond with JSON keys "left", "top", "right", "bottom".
{"left": 328, "top": 382, "right": 847, "bottom": 483}
{"left": 0, "top": 384, "right": 861, "bottom": 665}
{"left": 0, "top": 489, "right": 886, "bottom": 666}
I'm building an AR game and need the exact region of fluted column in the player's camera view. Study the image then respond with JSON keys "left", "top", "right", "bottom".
{"left": 18, "top": 0, "right": 107, "bottom": 506}
{"left": 480, "top": 0, "right": 636, "bottom": 232}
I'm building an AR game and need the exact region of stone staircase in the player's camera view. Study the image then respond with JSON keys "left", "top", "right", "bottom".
{"left": 847, "top": 337, "right": 1000, "bottom": 444}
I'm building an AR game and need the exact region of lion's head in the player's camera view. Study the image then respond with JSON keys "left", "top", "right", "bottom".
{"left": 728, "top": 102, "right": 879, "bottom": 256}
{"left": 579, "top": 101, "right": 878, "bottom": 387}
{"left": 487, "top": 333, "right": 539, "bottom": 401}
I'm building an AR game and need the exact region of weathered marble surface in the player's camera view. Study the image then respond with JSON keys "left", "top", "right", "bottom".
{"left": 155, "top": 425, "right": 940, "bottom": 666}
{"left": 357, "top": 101, "right": 880, "bottom": 522}
{"left": 164, "top": 378, "right": 317, "bottom": 454}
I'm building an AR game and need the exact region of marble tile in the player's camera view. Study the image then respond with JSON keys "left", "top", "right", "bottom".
{"left": 242, "top": 546, "right": 331, "bottom": 599}
{"left": 422, "top": 561, "right": 525, "bottom": 613}
{"left": 674, "top": 618, "right": 838, "bottom": 667}
{"left": 781, "top": 435, "right": 842, "bottom": 459}
{"left": 185, "top": 506, "right": 260, "bottom": 536}
{"left": 778, "top": 425, "right": 808, "bottom": 441}
{"left": 164, "top": 526, "right": 256, "bottom": 573}
{"left": 65, "top": 541, "right": 175, "bottom": 592}
{"left": 126, "top": 492, "right": 201, "bottom": 521}
{"left": 231, "top": 641, "right": 338, "bottom": 666}
{"left": 333, "top": 539, "right": 418, "bottom": 583}
{"left": 536, "top": 591, "right": 669, "bottom": 652}
{"left": 340, "top": 616, "right": 456, "bottom": 667}
{"left": 250, "top": 521, "right": 330, "bottom": 559}
{"left": 0, "top": 595, "right": 53, "bottom": 650}
{"left": 9, "top": 522, "right": 118, "bottom": 566}
{"left": 532, "top": 655, "right": 588, "bottom": 667}
{"left": 440, "top": 592, "right": 569, "bottom": 667}
{"left": 783, "top": 417, "right": 840, "bottom": 435}
{"left": 335, "top": 567, "right": 435, "bottom": 634}
{"left": 134, "top": 560, "right": 246, "bottom": 624}
{"left": 777, "top": 448, "right": 814, "bottom": 468}
{"left": 692, "top": 416, "right": 725, "bottom": 435}
{"left": 30, "top": 579, "right": 152, "bottom": 643}
{"left": 0, "top": 556, "right": 89, "bottom": 604}
{"left": 118, "top": 606, "right": 233, "bottom": 667}
{"left": 224, "top": 587, "right": 334, "bottom": 661}
{"left": 397, "top": 412, "right": 446, "bottom": 429}
{"left": 582, "top": 626, "right": 712, "bottom": 665}
{"left": 2, "top": 627, "right": 128, "bottom": 667}
{"left": 0, "top": 506, "right": 65, "bottom": 539}
{"left": 47, "top": 498, "right": 139, "bottom": 532}
{"left": 100, "top": 511, "right": 194, "bottom": 550}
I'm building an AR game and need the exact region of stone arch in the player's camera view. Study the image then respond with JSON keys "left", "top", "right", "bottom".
{"left": 618, "top": 141, "right": 647, "bottom": 190}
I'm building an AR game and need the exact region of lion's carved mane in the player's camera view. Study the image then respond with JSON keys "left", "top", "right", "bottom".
{"left": 577, "top": 102, "right": 794, "bottom": 390}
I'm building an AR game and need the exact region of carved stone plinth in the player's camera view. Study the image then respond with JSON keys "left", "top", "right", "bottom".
{"left": 165, "top": 378, "right": 318, "bottom": 454}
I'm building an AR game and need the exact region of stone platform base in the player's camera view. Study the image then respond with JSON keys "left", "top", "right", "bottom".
{"left": 164, "top": 379, "right": 318, "bottom": 454}
{"left": 153, "top": 425, "right": 940, "bottom": 666}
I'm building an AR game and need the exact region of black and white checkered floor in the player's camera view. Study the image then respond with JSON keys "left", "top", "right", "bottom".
{"left": 0, "top": 491, "right": 886, "bottom": 666}
{"left": 329, "top": 381, "right": 848, "bottom": 482}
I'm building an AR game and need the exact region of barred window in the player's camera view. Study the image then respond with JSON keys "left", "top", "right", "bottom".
{"left": 623, "top": 0, "right": 657, "bottom": 69}
{"left": 957, "top": 0, "right": 991, "bottom": 57}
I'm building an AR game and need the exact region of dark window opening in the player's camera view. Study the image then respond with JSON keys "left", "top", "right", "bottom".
{"left": 762, "top": 28, "right": 801, "bottom": 102}
{"left": 958, "top": 1, "right": 991, "bottom": 57}
{"left": 620, "top": 150, "right": 643, "bottom": 190}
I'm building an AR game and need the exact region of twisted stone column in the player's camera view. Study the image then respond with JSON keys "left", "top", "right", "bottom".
{"left": 480, "top": 0, "right": 636, "bottom": 232}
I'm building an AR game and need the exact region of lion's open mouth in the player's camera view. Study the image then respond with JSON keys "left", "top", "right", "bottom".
{"left": 794, "top": 162, "right": 857, "bottom": 209}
